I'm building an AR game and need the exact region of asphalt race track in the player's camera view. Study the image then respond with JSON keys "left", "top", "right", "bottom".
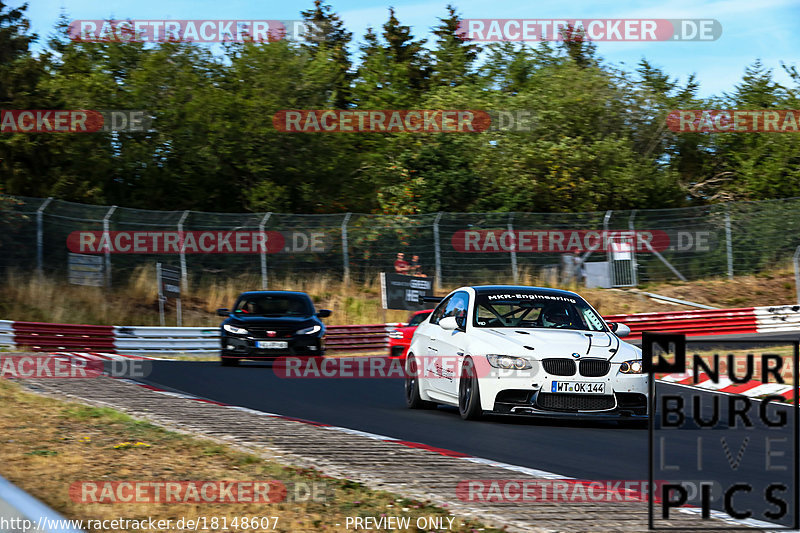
{"left": 138, "top": 360, "right": 797, "bottom": 528}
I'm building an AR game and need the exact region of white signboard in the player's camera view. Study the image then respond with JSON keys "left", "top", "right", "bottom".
{"left": 68, "top": 253, "right": 104, "bottom": 286}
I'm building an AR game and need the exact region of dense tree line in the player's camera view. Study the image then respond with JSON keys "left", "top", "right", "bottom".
{"left": 0, "top": 1, "right": 798, "bottom": 214}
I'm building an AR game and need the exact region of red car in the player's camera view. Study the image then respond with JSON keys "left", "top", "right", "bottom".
{"left": 388, "top": 309, "right": 433, "bottom": 359}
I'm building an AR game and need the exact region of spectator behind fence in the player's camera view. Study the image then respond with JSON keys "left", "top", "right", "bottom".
{"left": 394, "top": 252, "right": 409, "bottom": 275}
{"left": 410, "top": 255, "right": 427, "bottom": 277}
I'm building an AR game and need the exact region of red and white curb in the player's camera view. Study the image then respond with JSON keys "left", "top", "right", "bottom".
{"left": 659, "top": 372, "right": 795, "bottom": 401}
{"left": 51, "top": 351, "right": 157, "bottom": 362}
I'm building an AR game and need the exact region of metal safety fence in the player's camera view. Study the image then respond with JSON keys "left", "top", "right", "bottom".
{"left": 1, "top": 195, "right": 799, "bottom": 289}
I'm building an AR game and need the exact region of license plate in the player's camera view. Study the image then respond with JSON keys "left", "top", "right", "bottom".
{"left": 256, "top": 341, "right": 288, "bottom": 349}
{"left": 551, "top": 381, "right": 606, "bottom": 394}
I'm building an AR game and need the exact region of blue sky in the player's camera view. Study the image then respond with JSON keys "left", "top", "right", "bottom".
{"left": 20, "top": 0, "right": 800, "bottom": 97}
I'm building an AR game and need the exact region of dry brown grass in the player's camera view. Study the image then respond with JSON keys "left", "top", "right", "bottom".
{"left": 0, "top": 379, "right": 498, "bottom": 532}
{"left": 0, "top": 266, "right": 797, "bottom": 326}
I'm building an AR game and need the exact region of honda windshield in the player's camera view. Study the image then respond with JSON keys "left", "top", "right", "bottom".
{"left": 233, "top": 294, "right": 314, "bottom": 317}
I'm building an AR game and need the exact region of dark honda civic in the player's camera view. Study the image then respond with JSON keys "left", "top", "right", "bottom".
{"left": 217, "top": 291, "right": 331, "bottom": 366}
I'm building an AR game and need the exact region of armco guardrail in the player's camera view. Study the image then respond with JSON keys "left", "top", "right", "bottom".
{"left": 0, "top": 321, "right": 401, "bottom": 355}
{"left": 0, "top": 474, "right": 84, "bottom": 532}
{"left": 1, "top": 307, "right": 798, "bottom": 355}
{"left": 325, "top": 324, "right": 400, "bottom": 352}
{"left": 0, "top": 320, "right": 14, "bottom": 349}
{"left": 605, "top": 307, "right": 758, "bottom": 340}
{"left": 112, "top": 324, "right": 399, "bottom": 355}
{"left": 12, "top": 321, "right": 115, "bottom": 352}
{"left": 606, "top": 305, "right": 800, "bottom": 340}
{"left": 114, "top": 326, "right": 220, "bottom": 355}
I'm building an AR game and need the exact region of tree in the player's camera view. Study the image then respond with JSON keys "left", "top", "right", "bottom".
{"left": 300, "top": 0, "right": 353, "bottom": 107}
{"left": 353, "top": 8, "right": 430, "bottom": 108}
{"left": 431, "top": 5, "right": 478, "bottom": 87}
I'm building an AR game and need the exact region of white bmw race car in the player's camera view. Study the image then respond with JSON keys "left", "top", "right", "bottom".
{"left": 404, "top": 285, "right": 648, "bottom": 421}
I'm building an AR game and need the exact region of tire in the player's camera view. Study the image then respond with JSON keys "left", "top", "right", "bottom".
{"left": 221, "top": 357, "right": 239, "bottom": 367}
{"left": 458, "top": 357, "right": 482, "bottom": 420}
{"left": 405, "top": 355, "right": 436, "bottom": 409}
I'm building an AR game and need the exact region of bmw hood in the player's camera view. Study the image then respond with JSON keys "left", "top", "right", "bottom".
{"left": 468, "top": 328, "right": 621, "bottom": 360}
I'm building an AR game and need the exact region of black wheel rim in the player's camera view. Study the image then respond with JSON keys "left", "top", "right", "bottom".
{"left": 405, "top": 358, "right": 416, "bottom": 401}
{"left": 405, "top": 376, "right": 415, "bottom": 400}
{"left": 459, "top": 363, "right": 472, "bottom": 412}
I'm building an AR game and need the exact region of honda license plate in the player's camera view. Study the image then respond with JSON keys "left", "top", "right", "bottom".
{"left": 256, "top": 341, "right": 288, "bottom": 349}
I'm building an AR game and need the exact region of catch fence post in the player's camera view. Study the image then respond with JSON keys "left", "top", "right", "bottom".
{"left": 793, "top": 245, "right": 800, "bottom": 305}
{"left": 603, "top": 210, "right": 613, "bottom": 285}
{"left": 628, "top": 210, "right": 638, "bottom": 287}
{"left": 259, "top": 212, "right": 272, "bottom": 289}
{"left": 36, "top": 197, "right": 53, "bottom": 276}
{"left": 433, "top": 212, "right": 443, "bottom": 292}
{"left": 725, "top": 205, "right": 734, "bottom": 280}
{"left": 342, "top": 213, "right": 352, "bottom": 283}
{"left": 177, "top": 210, "right": 190, "bottom": 292}
{"left": 102, "top": 205, "right": 117, "bottom": 288}
{"left": 508, "top": 213, "right": 518, "bottom": 284}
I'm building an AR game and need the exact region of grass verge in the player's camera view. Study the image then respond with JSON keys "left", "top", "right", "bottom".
{"left": 0, "top": 379, "right": 502, "bottom": 532}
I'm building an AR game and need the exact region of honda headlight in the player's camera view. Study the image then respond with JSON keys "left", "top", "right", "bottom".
{"left": 486, "top": 355, "right": 532, "bottom": 370}
{"left": 296, "top": 325, "right": 322, "bottom": 335}
{"left": 388, "top": 330, "right": 404, "bottom": 339}
{"left": 223, "top": 324, "right": 249, "bottom": 335}
{"left": 620, "top": 360, "right": 643, "bottom": 374}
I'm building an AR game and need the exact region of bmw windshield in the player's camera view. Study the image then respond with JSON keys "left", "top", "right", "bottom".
{"left": 473, "top": 291, "right": 607, "bottom": 331}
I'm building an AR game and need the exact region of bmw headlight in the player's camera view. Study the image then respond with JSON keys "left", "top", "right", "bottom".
{"left": 486, "top": 354, "right": 532, "bottom": 370}
{"left": 620, "top": 360, "right": 643, "bottom": 374}
{"left": 223, "top": 324, "right": 249, "bottom": 335}
{"left": 296, "top": 325, "right": 322, "bottom": 335}
{"left": 388, "top": 330, "right": 404, "bottom": 339}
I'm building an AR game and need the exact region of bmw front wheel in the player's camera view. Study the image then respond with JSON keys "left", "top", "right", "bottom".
{"left": 458, "top": 357, "right": 482, "bottom": 420}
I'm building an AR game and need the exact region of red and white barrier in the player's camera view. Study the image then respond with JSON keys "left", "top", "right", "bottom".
{"left": 0, "top": 320, "right": 403, "bottom": 355}
{"left": 606, "top": 305, "right": 800, "bottom": 340}
{"left": 660, "top": 371, "right": 795, "bottom": 401}
{"left": 604, "top": 307, "right": 758, "bottom": 340}
{"left": 0, "top": 306, "right": 798, "bottom": 355}
{"left": 755, "top": 305, "right": 800, "bottom": 334}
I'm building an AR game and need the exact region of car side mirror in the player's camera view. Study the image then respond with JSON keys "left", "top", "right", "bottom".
{"left": 610, "top": 322, "right": 631, "bottom": 338}
{"left": 317, "top": 309, "right": 332, "bottom": 318}
{"left": 439, "top": 316, "right": 459, "bottom": 331}
{"left": 216, "top": 308, "right": 230, "bottom": 317}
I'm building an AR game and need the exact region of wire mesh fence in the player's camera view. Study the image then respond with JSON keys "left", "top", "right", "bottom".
{"left": 1, "top": 195, "right": 799, "bottom": 290}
